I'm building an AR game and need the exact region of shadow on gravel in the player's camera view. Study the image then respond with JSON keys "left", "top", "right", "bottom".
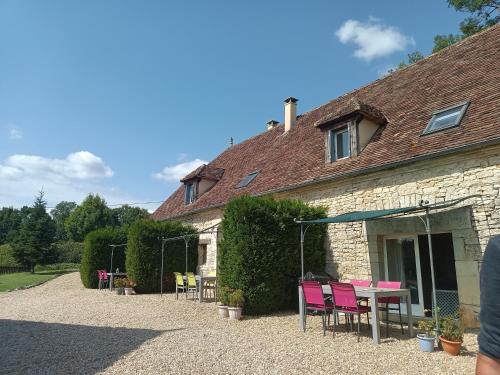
{"left": 0, "top": 319, "right": 178, "bottom": 375}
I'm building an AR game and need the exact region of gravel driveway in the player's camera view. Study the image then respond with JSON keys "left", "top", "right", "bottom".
{"left": 0, "top": 273, "right": 477, "bottom": 374}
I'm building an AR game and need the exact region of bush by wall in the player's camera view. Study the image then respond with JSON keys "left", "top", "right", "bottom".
{"left": 125, "top": 220, "right": 198, "bottom": 294}
{"left": 218, "top": 195, "right": 327, "bottom": 315}
{"left": 80, "top": 226, "right": 128, "bottom": 288}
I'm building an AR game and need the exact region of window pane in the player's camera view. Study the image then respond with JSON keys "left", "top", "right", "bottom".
{"left": 425, "top": 103, "right": 468, "bottom": 133}
{"left": 336, "top": 130, "right": 349, "bottom": 159}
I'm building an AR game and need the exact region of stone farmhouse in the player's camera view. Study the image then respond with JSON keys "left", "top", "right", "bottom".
{"left": 153, "top": 25, "right": 500, "bottom": 327}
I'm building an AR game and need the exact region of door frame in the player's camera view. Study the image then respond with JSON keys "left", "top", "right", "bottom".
{"left": 383, "top": 235, "right": 425, "bottom": 317}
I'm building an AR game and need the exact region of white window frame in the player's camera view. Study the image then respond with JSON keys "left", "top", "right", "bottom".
{"left": 184, "top": 182, "right": 196, "bottom": 204}
{"left": 330, "top": 127, "right": 350, "bottom": 161}
{"left": 423, "top": 101, "right": 469, "bottom": 135}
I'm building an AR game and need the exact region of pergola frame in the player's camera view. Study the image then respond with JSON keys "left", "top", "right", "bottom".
{"left": 295, "top": 195, "right": 481, "bottom": 333}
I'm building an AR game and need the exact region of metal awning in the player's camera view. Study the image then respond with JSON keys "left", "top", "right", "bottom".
{"left": 295, "top": 194, "right": 481, "bottom": 333}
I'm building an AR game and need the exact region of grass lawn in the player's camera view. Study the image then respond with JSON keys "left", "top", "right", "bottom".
{"left": 0, "top": 270, "right": 75, "bottom": 292}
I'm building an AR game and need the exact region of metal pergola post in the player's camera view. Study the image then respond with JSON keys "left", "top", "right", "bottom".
{"left": 160, "top": 239, "right": 166, "bottom": 296}
{"left": 424, "top": 207, "right": 440, "bottom": 333}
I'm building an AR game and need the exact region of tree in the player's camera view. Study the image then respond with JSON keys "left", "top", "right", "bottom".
{"left": 111, "top": 205, "right": 150, "bottom": 227}
{"left": 12, "top": 191, "right": 56, "bottom": 272}
{"left": 50, "top": 201, "right": 77, "bottom": 241}
{"left": 433, "top": 0, "right": 499, "bottom": 52}
{"left": 388, "top": 51, "right": 425, "bottom": 74}
{"left": 65, "top": 194, "right": 113, "bottom": 242}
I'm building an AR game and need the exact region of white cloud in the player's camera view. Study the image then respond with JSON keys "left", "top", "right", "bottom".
{"left": 153, "top": 158, "right": 208, "bottom": 182}
{"left": 335, "top": 18, "right": 414, "bottom": 61}
{"left": 4, "top": 124, "right": 23, "bottom": 140}
{"left": 0, "top": 151, "right": 113, "bottom": 181}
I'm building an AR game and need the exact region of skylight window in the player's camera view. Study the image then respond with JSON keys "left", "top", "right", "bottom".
{"left": 236, "top": 171, "right": 259, "bottom": 188}
{"left": 424, "top": 102, "right": 469, "bottom": 134}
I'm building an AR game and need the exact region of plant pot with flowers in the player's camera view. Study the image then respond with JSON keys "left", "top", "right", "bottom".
{"left": 439, "top": 315, "right": 464, "bottom": 356}
{"left": 114, "top": 277, "right": 126, "bottom": 295}
{"left": 124, "top": 278, "right": 136, "bottom": 295}
{"left": 228, "top": 289, "right": 245, "bottom": 320}
{"left": 217, "top": 286, "right": 231, "bottom": 318}
{"left": 417, "top": 319, "right": 436, "bottom": 352}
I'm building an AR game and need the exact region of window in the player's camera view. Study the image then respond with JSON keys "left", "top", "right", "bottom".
{"left": 198, "top": 244, "right": 207, "bottom": 265}
{"left": 424, "top": 102, "right": 469, "bottom": 134}
{"left": 330, "top": 128, "right": 350, "bottom": 161}
{"left": 184, "top": 182, "right": 196, "bottom": 204}
{"left": 236, "top": 170, "right": 259, "bottom": 188}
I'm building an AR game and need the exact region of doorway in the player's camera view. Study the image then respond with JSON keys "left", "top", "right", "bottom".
{"left": 383, "top": 233, "right": 458, "bottom": 317}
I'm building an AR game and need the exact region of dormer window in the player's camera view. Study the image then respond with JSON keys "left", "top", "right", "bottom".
{"left": 423, "top": 102, "right": 469, "bottom": 134}
{"left": 330, "top": 127, "right": 350, "bottom": 160}
{"left": 184, "top": 182, "right": 196, "bottom": 204}
{"left": 315, "top": 98, "right": 387, "bottom": 163}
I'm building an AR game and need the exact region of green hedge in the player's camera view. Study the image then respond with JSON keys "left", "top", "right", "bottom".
{"left": 80, "top": 227, "right": 128, "bottom": 288}
{"left": 35, "top": 263, "right": 80, "bottom": 272}
{"left": 125, "top": 220, "right": 198, "bottom": 294}
{"left": 218, "top": 195, "right": 327, "bottom": 315}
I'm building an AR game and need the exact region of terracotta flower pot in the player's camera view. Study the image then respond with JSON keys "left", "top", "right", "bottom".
{"left": 439, "top": 335, "right": 462, "bottom": 356}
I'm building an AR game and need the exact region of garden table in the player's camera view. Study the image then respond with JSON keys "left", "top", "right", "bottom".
{"left": 107, "top": 272, "right": 127, "bottom": 291}
{"left": 180, "top": 275, "right": 217, "bottom": 303}
{"left": 298, "top": 284, "right": 414, "bottom": 344}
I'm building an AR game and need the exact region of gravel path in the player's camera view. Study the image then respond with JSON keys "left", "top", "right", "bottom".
{"left": 0, "top": 273, "right": 477, "bottom": 374}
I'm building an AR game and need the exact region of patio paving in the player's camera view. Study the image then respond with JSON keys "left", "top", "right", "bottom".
{"left": 0, "top": 272, "right": 478, "bottom": 374}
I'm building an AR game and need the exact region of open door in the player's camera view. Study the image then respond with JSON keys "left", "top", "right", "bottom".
{"left": 384, "top": 236, "right": 425, "bottom": 316}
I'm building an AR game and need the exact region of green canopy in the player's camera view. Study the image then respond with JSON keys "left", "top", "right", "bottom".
{"left": 295, "top": 206, "right": 421, "bottom": 224}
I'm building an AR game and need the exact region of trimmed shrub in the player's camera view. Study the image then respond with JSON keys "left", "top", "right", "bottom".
{"left": 218, "top": 195, "right": 327, "bottom": 315}
{"left": 80, "top": 227, "right": 128, "bottom": 288}
{"left": 125, "top": 220, "right": 198, "bottom": 294}
{"left": 0, "top": 244, "right": 18, "bottom": 267}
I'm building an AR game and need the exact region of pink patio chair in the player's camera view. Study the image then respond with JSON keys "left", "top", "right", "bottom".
{"left": 350, "top": 279, "right": 372, "bottom": 324}
{"left": 101, "top": 270, "right": 109, "bottom": 290}
{"left": 329, "top": 282, "right": 371, "bottom": 342}
{"left": 301, "top": 280, "right": 334, "bottom": 336}
{"left": 376, "top": 281, "right": 404, "bottom": 337}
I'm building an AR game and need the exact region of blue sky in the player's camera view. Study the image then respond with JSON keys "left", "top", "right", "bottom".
{"left": 0, "top": 1, "right": 467, "bottom": 210}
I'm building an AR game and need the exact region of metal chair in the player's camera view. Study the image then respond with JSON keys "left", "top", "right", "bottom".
{"left": 376, "top": 281, "right": 404, "bottom": 338}
{"left": 301, "top": 280, "right": 334, "bottom": 336}
{"left": 173, "top": 272, "right": 186, "bottom": 299}
{"left": 330, "top": 282, "right": 371, "bottom": 342}
{"left": 185, "top": 272, "right": 198, "bottom": 300}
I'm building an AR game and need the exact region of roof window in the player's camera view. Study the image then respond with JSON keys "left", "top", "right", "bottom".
{"left": 424, "top": 102, "right": 469, "bottom": 134}
{"left": 236, "top": 171, "right": 259, "bottom": 188}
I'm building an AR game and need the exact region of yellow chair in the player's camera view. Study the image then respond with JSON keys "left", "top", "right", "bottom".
{"left": 185, "top": 272, "right": 198, "bottom": 299}
{"left": 173, "top": 272, "right": 186, "bottom": 300}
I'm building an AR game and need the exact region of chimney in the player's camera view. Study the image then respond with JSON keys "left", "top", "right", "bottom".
{"left": 266, "top": 119, "right": 279, "bottom": 131}
{"left": 284, "top": 97, "right": 298, "bottom": 132}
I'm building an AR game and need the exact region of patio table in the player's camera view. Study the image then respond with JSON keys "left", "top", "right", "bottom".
{"left": 298, "top": 284, "right": 414, "bottom": 344}
{"left": 180, "top": 275, "right": 217, "bottom": 303}
{"left": 107, "top": 272, "right": 127, "bottom": 291}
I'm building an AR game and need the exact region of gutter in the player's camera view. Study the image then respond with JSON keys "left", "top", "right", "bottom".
{"left": 160, "top": 136, "right": 500, "bottom": 221}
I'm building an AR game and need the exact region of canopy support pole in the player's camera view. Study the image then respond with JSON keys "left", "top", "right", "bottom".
{"left": 425, "top": 207, "right": 440, "bottom": 333}
{"left": 300, "top": 223, "right": 304, "bottom": 281}
{"left": 417, "top": 206, "right": 439, "bottom": 333}
{"left": 183, "top": 236, "right": 190, "bottom": 274}
{"left": 110, "top": 245, "right": 115, "bottom": 274}
{"left": 160, "top": 239, "right": 166, "bottom": 296}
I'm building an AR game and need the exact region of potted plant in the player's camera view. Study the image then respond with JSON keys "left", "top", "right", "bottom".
{"left": 417, "top": 319, "right": 436, "bottom": 352}
{"left": 439, "top": 315, "right": 464, "bottom": 356}
{"left": 228, "top": 289, "right": 245, "bottom": 320}
{"left": 124, "top": 278, "right": 136, "bottom": 295}
{"left": 217, "top": 286, "right": 230, "bottom": 318}
{"left": 114, "top": 277, "right": 126, "bottom": 295}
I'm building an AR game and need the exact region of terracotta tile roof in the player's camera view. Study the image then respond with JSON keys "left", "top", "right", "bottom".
{"left": 315, "top": 98, "right": 387, "bottom": 127}
{"left": 180, "top": 164, "right": 225, "bottom": 182}
{"left": 152, "top": 25, "right": 500, "bottom": 221}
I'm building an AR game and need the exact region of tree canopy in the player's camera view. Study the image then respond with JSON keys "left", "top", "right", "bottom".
{"left": 111, "top": 205, "right": 150, "bottom": 227}
{"left": 12, "top": 191, "right": 56, "bottom": 272}
{"left": 65, "top": 194, "right": 113, "bottom": 242}
{"left": 50, "top": 201, "right": 77, "bottom": 241}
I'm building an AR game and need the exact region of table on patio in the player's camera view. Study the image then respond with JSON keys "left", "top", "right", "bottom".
{"left": 180, "top": 275, "right": 217, "bottom": 303}
{"left": 298, "top": 285, "right": 414, "bottom": 345}
{"left": 108, "top": 272, "right": 127, "bottom": 291}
